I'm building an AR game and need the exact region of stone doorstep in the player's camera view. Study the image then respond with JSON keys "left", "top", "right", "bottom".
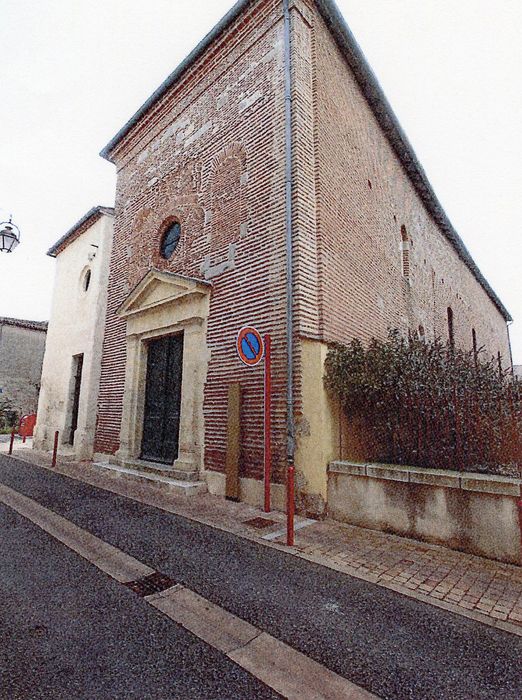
{"left": 123, "top": 457, "right": 200, "bottom": 482}
{"left": 92, "top": 462, "right": 207, "bottom": 497}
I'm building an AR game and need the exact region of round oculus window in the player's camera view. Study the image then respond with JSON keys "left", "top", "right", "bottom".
{"left": 160, "top": 222, "right": 181, "bottom": 260}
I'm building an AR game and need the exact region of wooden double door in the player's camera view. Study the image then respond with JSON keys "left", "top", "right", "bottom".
{"left": 141, "top": 333, "right": 184, "bottom": 464}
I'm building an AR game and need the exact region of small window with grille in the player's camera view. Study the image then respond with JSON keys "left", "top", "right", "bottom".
{"left": 447, "top": 307, "right": 455, "bottom": 348}
{"left": 400, "top": 225, "right": 410, "bottom": 280}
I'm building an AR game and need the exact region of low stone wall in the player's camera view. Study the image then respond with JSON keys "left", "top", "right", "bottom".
{"left": 328, "top": 461, "right": 522, "bottom": 565}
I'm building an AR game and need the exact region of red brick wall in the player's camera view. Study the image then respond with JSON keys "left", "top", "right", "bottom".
{"left": 299, "top": 2, "right": 510, "bottom": 363}
{"left": 95, "top": 0, "right": 292, "bottom": 481}
{"left": 96, "top": 0, "right": 511, "bottom": 484}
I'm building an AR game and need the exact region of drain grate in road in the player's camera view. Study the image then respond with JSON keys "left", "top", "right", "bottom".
{"left": 124, "top": 571, "right": 176, "bottom": 597}
{"left": 243, "top": 517, "right": 277, "bottom": 529}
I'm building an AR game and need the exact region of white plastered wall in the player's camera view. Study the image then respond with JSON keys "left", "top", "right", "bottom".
{"left": 33, "top": 213, "right": 113, "bottom": 459}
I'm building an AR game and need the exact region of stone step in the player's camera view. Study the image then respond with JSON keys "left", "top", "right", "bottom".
{"left": 92, "top": 462, "right": 207, "bottom": 497}
{"left": 123, "top": 458, "right": 200, "bottom": 482}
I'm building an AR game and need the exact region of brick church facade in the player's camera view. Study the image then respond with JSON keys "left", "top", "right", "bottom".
{"left": 92, "top": 0, "right": 512, "bottom": 515}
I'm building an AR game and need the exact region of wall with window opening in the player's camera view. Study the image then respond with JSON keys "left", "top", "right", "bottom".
{"left": 400, "top": 225, "right": 410, "bottom": 280}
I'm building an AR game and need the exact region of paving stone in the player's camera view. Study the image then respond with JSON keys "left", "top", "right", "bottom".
{"left": 490, "top": 611, "right": 509, "bottom": 620}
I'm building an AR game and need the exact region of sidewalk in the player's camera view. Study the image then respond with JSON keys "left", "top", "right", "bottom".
{"left": 9, "top": 447, "right": 522, "bottom": 637}
{"left": 0, "top": 436, "right": 33, "bottom": 452}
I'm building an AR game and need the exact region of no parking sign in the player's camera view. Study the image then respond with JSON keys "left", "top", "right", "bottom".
{"left": 233, "top": 324, "right": 293, "bottom": 538}
{"left": 236, "top": 326, "right": 264, "bottom": 367}
{"left": 235, "top": 325, "right": 272, "bottom": 513}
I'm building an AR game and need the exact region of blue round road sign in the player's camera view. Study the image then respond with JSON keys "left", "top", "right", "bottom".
{"left": 237, "top": 326, "right": 264, "bottom": 367}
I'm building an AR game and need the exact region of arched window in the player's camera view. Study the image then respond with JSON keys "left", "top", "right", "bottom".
{"left": 418, "top": 325, "right": 425, "bottom": 342}
{"left": 160, "top": 221, "right": 181, "bottom": 260}
{"left": 472, "top": 328, "right": 478, "bottom": 366}
{"left": 400, "top": 225, "right": 410, "bottom": 279}
{"left": 83, "top": 269, "right": 91, "bottom": 292}
{"left": 447, "top": 307, "right": 454, "bottom": 348}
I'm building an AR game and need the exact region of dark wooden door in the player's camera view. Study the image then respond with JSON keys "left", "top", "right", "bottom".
{"left": 68, "top": 354, "right": 84, "bottom": 445}
{"left": 141, "top": 334, "right": 184, "bottom": 464}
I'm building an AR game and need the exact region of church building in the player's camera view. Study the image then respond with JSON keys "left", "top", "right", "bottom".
{"left": 89, "top": 0, "right": 512, "bottom": 515}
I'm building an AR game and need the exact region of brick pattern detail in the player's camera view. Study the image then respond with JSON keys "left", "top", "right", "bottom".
{"left": 290, "top": 519, "right": 522, "bottom": 628}
{"left": 95, "top": 0, "right": 291, "bottom": 482}
{"left": 302, "top": 2, "right": 510, "bottom": 360}
{"left": 210, "top": 143, "right": 247, "bottom": 252}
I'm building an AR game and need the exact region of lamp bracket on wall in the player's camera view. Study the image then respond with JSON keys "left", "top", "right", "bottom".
{"left": 0, "top": 216, "right": 21, "bottom": 254}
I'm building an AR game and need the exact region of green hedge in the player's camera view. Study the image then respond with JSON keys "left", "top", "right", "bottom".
{"left": 324, "top": 331, "right": 521, "bottom": 476}
{"left": 0, "top": 397, "right": 19, "bottom": 433}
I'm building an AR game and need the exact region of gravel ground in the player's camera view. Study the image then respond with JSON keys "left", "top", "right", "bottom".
{"left": 1, "top": 454, "right": 521, "bottom": 700}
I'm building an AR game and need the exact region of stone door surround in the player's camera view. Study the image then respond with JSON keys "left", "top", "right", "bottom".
{"left": 116, "top": 268, "right": 211, "bottom": 475}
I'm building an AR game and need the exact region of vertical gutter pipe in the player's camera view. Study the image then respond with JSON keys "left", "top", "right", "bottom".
{"left": 506, "top": 320, "right": 515, "bottom": 377}
{"left": 283, "top": 0, "right": 295, "bottom": 465}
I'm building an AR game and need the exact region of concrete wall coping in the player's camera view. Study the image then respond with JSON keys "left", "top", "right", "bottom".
{"left": 329, "top": 461, "right": 522, "bottom": 497}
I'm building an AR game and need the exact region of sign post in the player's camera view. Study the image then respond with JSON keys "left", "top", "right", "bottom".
{"left": 51, "top": 430, "right": 59, "bottom": 468}
{"left": 236, "top": 326, "right": 272, "bottom": 512}
{"left": 287, "top": 464, "right": 295, "bottom": 546}
{"left": 263, "top": 334, "right": 271, "bottom": 513}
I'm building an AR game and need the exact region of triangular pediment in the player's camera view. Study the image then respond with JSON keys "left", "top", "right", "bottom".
{"left": 117, "top": 268, "right": 211, "bottom": 319}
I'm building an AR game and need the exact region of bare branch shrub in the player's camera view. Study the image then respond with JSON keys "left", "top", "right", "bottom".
{"left": 324, "top": 331, "right": 522, "bottom": 476}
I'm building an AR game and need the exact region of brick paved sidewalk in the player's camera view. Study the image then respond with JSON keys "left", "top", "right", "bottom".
{"left": 8, "top": 448, "right": 522, "bottom": 637}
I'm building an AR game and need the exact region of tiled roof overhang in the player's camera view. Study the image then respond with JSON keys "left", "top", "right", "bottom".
{"left": 0, "top": 317, "right": 48, "bottom": 332}
{"left": 47, "top": 206, "right": 115, "bottom": 258}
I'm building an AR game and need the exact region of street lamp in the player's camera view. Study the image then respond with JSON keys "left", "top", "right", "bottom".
{"left": 0, "top": 218, "right": 21, "bottom": 253}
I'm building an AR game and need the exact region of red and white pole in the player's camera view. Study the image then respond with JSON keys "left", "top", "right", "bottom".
{"left": 51, "top": 430, "right": 59, "bottom": 468}
{"left": 518, "top": 497, "right": 522, "bottom": 563}
{"left": 263, "top": 334, "right": 272, "bottom": 513}
{"left": 287, "top": 464, "right": 295, "bottom": 546}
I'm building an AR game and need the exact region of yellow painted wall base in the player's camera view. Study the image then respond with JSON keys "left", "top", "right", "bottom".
{"left": 294, "top": 339, "right": 341, "bottom": 517}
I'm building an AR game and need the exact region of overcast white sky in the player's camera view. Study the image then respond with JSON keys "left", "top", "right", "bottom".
{"left": 1, "top": 0, "right": 521, "bottom": 362}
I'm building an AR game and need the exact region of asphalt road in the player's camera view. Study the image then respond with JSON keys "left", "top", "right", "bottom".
{"left": 1, "top": 454, "right": 521, "bottom": 700}
{"left": 0, "top": 498, "right": 281, "bottom": 700}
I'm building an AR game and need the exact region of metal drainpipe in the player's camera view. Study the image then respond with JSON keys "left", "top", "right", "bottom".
{"left": 283, "top": 0, "right": 295, "bottom": 465}
{"left": 506, "top": 320, "right": 515, "bottom": 377}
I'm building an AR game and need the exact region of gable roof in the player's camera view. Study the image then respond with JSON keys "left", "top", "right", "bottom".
{"left": 47, "top": 206, "right": 115, "bottom": 258}
{"left": 0, "top": 317, "right": 48, "bottom": 332}
{"left": 99, "top": 0, "right": 511, "bottom": 322}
